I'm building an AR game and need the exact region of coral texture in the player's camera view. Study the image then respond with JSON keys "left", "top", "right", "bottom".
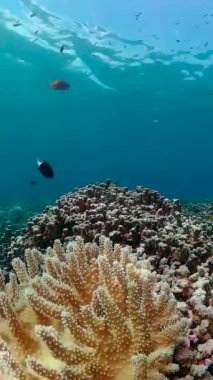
{"left": 2, "top": 181, "right": 181, "bottom": 270}
{"left": 3, "top": 182, "right": 212, "bottom": 276}
{"left": 0, "top": 237, "right": 189, "bottom": 380}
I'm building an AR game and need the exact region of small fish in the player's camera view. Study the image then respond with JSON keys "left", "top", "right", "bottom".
{"left": 34, "top": 30, "right": 38, "bottom": 35}
{"left": 135, "top": 12, "right": 142, "bottom": 21}
{"left": 29, "top": 180, "right": 37, "bottom": 185}
{"left": 204, "top": 41, "right": 208, "bottom": 47}
{"left": 37, "top": 160, "right": 54, "bottom": 178}
{"left": 174, "top": 21, "right": 180, "bottom": 25}
{"left": 203, "top": 14, "right": 208, "bottom": 18}
{"left": 50, "top": 80, "right": 70, "bottom": 90}
{"left": 32, "top": 38, "right": 38, "bottom": 43}
{"left": 60, "top": 44, "right": 66, "bottom": 53}
{"left": 30, "top": 12, "right": 36, "bottom": 18}
{"left": 13, "top": 20, "right": 22, "bottom": 27}
{"left": 176, "top": 39, "right": 180, "bottom": 43}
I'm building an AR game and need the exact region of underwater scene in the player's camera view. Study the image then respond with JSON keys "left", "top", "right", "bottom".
{"left": 0, "top": 0, "right": 212, "bottom": 379}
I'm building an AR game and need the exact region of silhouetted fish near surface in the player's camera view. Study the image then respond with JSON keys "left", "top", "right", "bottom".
{"left": 13, "top": 20, "right": 22, "bottom": 27}
{"left": 204, "top": 42, "right": 208, "bottom": 47}
{"left": 152, "top": 34, "right": 160, "bottom": 40}
{"left": 34, "top": 30, "right": 38, "bottom": 35}
{"left": 29, "top": 180, "right": 37, "bottom": 185}
{"left": 50, "top": 80, "right": 70, "bottom": 90}
{"left": 37, "top": 160, "right": 54, "bottom": 178}
{"left": 135, "top": 12, "right": 142, "bottom": 21}
{"left": 30, "top": 13, "right": 36, "bottom": 18}
{"left": 60, "top": 44, "right": 66, "bottom": 53}
{"left": 176, "top": 39, "right": 180, "bottom": 43}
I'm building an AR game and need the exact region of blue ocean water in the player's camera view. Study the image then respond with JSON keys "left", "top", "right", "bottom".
{"left": 0, "top": 0, "right": 213, "bottom": 208}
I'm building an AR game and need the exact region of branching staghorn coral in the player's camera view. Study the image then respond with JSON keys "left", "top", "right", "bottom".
{"left": 0, "top": 237, "right": 189, "bottom": 380}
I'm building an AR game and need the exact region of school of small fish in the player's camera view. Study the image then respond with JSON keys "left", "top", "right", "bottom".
{"left": 10, "top": 7, "right": 213, "bottom": 191}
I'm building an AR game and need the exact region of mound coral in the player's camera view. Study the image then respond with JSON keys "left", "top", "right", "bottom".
{"left": 3, "top": 181, "right": 212, "bottom": 278}
{"left": 0, "top": 237, "right": 189, "bottom": 380}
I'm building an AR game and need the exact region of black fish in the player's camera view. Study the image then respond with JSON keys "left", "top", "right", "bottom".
{"left": 176, "top": 39, "right": 180, "bottom": 43}
{"left": 135, "top": 12, "right": 142, "bottom": 21}
{"left": 60, "top": 44, "right": 65, "bottom": 53}
{"left": 13, "top": 21, "right": 22, "bottom": 27}
{"left": 152, "top": 34, "right": 160, "bottom": 39}
{"left": 30, "top": 13, "right": 36, "bottom": 18}
{"left": 34, "top": 30, "right": 38, "bottom": 35}
{"left": 204, "top": 41, "right": 208, "bottom": 47}
{"left": 37, "top": 160, "right": 54, "bottom": 178}
{"left": 29, "top": 180, "right": 37, "bottom": 185}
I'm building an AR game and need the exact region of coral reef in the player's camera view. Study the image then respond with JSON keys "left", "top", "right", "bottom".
{"left": 3, "top": 182, "right": 212, "bottom": 272}
{"left": 0, "top": 205, "right": 26, "bottom": 233}
{"left": 0, "top": 237, "right": 189, "bottom": 380}
{"left": 0, "top": 201, "right": 50, "bottom": 273}
{"left": 183, "top": 201, "right": 213, "bottom": 219}
{"left": 146, "top": 255, "right": 213, "bottom": 379}
{"left": 0, "top": 181, "right": 212, "bottom": 379}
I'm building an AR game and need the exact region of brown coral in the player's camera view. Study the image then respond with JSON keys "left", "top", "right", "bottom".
{"left": 0, "top": 237, "right": 189, "bottom": 380}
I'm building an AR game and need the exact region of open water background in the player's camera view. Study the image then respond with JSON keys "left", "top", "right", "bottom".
{"left": 0, "top": 0, "right": 213, "bottom": 209}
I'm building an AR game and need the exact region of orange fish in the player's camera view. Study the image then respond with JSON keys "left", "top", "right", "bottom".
{"left": 50, "top": 80, "right": 70, "bottom": 90}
